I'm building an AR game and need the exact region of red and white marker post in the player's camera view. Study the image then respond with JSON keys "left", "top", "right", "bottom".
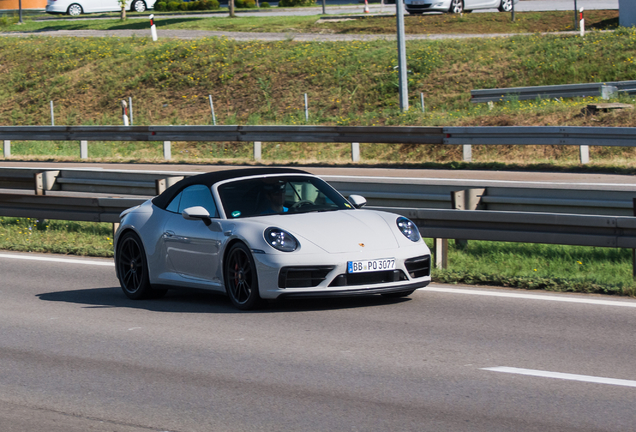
{"left": 121, "top": 100, "right": 129, "bottom": 126}
{"left": 363, "top": 0, "right": 369, "bottom": 13}
{"left": 149, "top": 14, "right": 158, "bottom": 41}
{"left": 579, "top": 7, "right": 585, "bottom": 37}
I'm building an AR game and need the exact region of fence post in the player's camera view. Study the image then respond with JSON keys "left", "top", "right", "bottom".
{"left": 80, "top": 140, "right": 88, "bottom": 159}
{"left": 163, "top": 141, "right": 171, "bottom": 160}
{"left": 580, "top": 145, "right": 589, "bottom": 164}
{"left": 351, "top": 142, "right": 360, "bottom": 162}
{"left": 254, "top": 141, "right": 262, "bottom": 161}
{"left": 434, "top": 238, "right": 448, "bottom": 270}
{"left": 3, "top": 140, "right": 10, "bottom": 158}
{"left": 463, "top": 144, "right": 472, "bottom": 162}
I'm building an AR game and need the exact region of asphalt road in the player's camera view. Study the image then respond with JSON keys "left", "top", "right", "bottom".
{"left": 2, "top": 251, "right": 636, "bottom": 431}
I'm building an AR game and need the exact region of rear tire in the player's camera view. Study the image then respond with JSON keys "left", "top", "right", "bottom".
{"left": 224, "top": 243, "right": 262, "bottom": 310}
{"left": 67, "top": 3, "right": 82, "bottom": 16}
{"left": 448, "top": 0, "right": 463, "bottom": 14}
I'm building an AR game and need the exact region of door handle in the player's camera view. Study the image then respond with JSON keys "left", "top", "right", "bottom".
{"left": 163, "top": 230, "right": 175, "bottom": 238}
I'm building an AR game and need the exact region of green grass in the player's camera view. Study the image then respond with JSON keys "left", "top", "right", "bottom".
{"left": 0, "top": 217, "right": 114, "bottom": 256}
{"left": 428, "top": 240, "right": 636, "bottom": 296}
{"left": 2, "top": 14, "right": 636, "bottom": 169}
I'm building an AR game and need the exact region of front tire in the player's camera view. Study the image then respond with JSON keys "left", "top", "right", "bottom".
{"left": 67, "top": 3, "right": 83, "bottom": 16}
{"left": 498, "top": 0, "right": 512, "bottom": 12}
{"left": 131, "top": 0, "right": 146, "bottom": 13}
{"left": 224, "top": 243, "right": 262, "bottom": 310}
{"left": 117, "top": 232, "right": 155, "bottom": 300}
{"left": 448, "top": 0, "right": 463, "bottom": 14}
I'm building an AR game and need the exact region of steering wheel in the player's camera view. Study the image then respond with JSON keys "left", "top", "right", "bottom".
{"left": 291, "top": 200, "right": 313, "bottom": 210}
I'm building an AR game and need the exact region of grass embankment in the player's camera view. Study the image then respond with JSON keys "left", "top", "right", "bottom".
{"left": 1, "top": 11, "right": 635, "bottom": 168}
{"left": 2, "top": 217, "right": 634, "bottom": 296}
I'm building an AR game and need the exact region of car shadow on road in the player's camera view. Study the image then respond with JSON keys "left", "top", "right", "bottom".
{"left": 37, "top": 286, "right": 413, "bottom": 313}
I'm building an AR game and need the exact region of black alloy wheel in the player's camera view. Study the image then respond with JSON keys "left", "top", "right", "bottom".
{"left": 224, "top": 243, "right": 262, "bottom": 310}
{"left": 117, "top": 232, "right": 158, "bottom": 300}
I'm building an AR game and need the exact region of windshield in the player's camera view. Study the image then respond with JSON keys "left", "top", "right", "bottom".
{"left": 218, "top": 175, "right": 353, "bottom": 219}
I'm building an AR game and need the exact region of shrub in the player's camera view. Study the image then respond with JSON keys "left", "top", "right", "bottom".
{"left": 178, "top": 1, "right": 189, "bottom": 10}
{"left": 154, "top": 1, "right": 167, "bottom": 10}
{"left": 166, "top": 1, "right": 180, "bottom": 10}
{"left": 261, "top": 1, "right": 270, "bottom": 6}
{"left": 278, "top": 0, "right": 314, "bottom": 6}
{"left": 243, "top": 0, "right": 256, "bottom": 8}
{"left": 197, "top": 0, "right": 219, "bottom": 9}
{"left": 234, "top": 0, "right": 245, "bottom": 7}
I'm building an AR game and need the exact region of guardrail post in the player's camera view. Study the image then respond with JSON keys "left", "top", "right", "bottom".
{"left": 450, "top": 188, "right": 485, "bottom": 249}
{"left": 80, "top": 141, "right": 88, "bottom": 159}
{"left": 580, "top": 145, "right": 589, "bottom": 164}
{"left": 434, "top": 238, "right": 448, "bottom": 269}
{"left": 463, "top": 145, "right": 472, "bottom": 162}
{"left": 163, "top": 141, "right": 171, "bottom": 160}
{"left": 351, "top": 143, "right": 360, "bottom": 163}
{"left": 113, "top": 222, "right": 120, "bottom": 239}
{"left": 3, "top": 140, "right": 9, "bottom": 158}
{"left": 254, "top": 141, "right": 262, "bottom": 161}
{"left": 34, "top": 173, "right": 44, "bottom": 196}
{"left": 155, "top": 179, "right": 167, "bottom": 195}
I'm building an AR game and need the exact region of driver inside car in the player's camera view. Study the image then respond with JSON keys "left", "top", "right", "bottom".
{"left": 258, "top": 181, "right": 289, "bottom": 214}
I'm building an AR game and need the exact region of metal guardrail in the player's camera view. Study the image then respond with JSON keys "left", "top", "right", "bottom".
{"left": 0, "top": 167, "right": 184, "bottom": 196}
{"left": 470, "top": 80, "right": 636, "bottom": 103}
{"left": 442, "top": 126, "right": 636, "bottom": 147}
{"left": 0, "top": 194, "right": 145, "bottom": 223}
{"left": 0, "top": 125, "right": 444, "bottom": 145}
{"left": 2, "top": 167, "right": 636, "bottom": 217}
{"left": 3, "top": 126, "right": 636, "bottom": 153}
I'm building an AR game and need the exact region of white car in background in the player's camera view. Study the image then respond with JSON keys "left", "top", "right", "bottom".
{"left": 46, "top": 0, "right": 156, "bottom": 16}
{"left": 405, "top": 0, "right": 519, "bottom": 15}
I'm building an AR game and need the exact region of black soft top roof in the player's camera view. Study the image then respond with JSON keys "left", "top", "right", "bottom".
{"left": 152, "top": 167, "right": 309, "bottom": 210}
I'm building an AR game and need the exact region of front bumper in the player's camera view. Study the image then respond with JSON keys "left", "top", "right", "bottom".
{"left": 253, "top": 247, "right": 431, "bottom": 300}
{"left": 277, "top": 280, "right": 430, "bottom": 299}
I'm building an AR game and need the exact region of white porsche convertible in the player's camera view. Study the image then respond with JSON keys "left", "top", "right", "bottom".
{"left": 114, "top": 168, "right": 431, "bottom": 310}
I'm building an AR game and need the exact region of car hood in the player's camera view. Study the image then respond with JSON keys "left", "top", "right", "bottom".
{"left": 257, "top": 210, "right": 400, "bottom": 254}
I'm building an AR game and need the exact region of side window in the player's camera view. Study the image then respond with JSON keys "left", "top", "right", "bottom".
{"left": 166, "top": 191, "right": 182, "bottom": 213}
{"left": 178, "top": 185, "right": 219, "bottom": 217}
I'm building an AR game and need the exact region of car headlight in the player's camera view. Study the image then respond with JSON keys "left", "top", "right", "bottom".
{"left": 264, "top": 227, "right": 299, "bottom": 252}
{"left": 397, "top": 217, "right": 421, "bottom": 242}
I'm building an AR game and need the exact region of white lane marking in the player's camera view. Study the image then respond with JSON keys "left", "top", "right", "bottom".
{"left": 0, "top": 253, "right": 114, "bottom": 267}
{"left": 321, "top": 175, "right": 636, "bottom": 189}
{"left": 483, "top": 367, "right": 636, "bottom": 388}
{"left": 421, "top": 286, "right": 636, "bottom": 308}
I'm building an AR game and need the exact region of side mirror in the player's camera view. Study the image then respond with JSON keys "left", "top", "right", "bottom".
{"left": 348, "top": 194, "right": 367, "bottom": 209}
{"left": 183, "top": 206, "right": 211, "bottom": 225}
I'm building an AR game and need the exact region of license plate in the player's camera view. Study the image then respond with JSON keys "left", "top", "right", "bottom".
{"left": 412, "top": 0, "right": 425, "bottom": 4}
{"left": 347, "top": 258, "right": 396, "bottom": 274}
